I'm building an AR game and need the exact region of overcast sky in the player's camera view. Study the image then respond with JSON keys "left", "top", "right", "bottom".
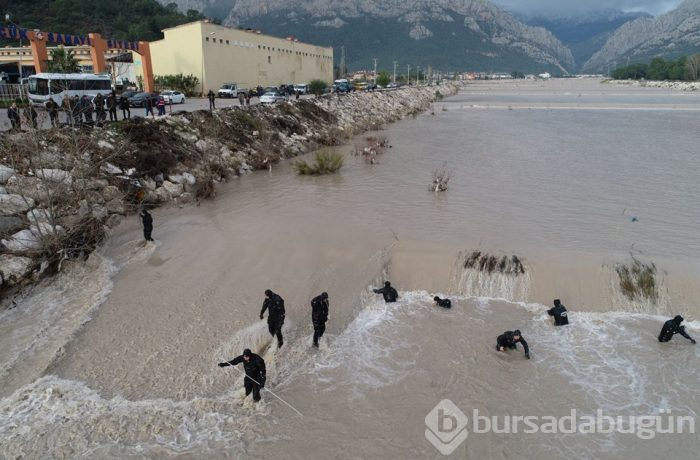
{"left": 493, "top": 0, "right": 684, "bottom": 15}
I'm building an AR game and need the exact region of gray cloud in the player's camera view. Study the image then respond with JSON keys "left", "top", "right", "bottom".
{"left": 492, "top": 0, "right": 683, "bottom": 15}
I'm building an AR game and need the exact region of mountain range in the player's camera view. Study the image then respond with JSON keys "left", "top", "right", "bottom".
{"left": 582, "top": 0, "right": 700, "bottom": 72}
{"left": 24, "top": 0, "right": 695, "bottom": 74}
{"left": 160, "top": 0, "right": 578, "bottom": 73}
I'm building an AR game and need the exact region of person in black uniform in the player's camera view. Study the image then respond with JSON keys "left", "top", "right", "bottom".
{"left": 141, "top": 210, "right": 154, "bottom": 241}
{"left": 373, "top": 281, "right": 398, "bottom": 303}
{"left": 547, "top": 299, "right": 569, "bottom": 326}
{"left": 119, "top": 94, "right": 131, "bottom": 119}
{"left": 496, "top": 330, "right": 530, "bottom": 359}
{"left": 311, "top": 292, "right": 329, "bottom": 347}
{"left": 658, "top": 315, "right": 696, "bottom": 344}
{"left": 46, "top": 98, "right": 59, "bottom": 127}
{"left": 7, "top": 102, "right": 21, "bottom": 131}
{"left": 218, "top": 349, "right": 266, "bottom": 402}
{"left": 261, "top": 289, "right": 285, "bottom": 348}
{"left": 433, "top": 296, "right": 452, "bottom": 308}
{"left": 107, "top": 94, "right": 118, "bottom": 121}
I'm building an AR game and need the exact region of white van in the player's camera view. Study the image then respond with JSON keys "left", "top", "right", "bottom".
{"left": 217, "top": 83, "right": 239, "bottom": 98}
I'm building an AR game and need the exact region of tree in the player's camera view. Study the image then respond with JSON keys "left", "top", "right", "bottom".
{"left": 686, "top": 54, "right": 700, "bottom": 81}
{"left": 308, "top": 79, "right": 328, "bottom": 96}
{"left": 47, "top": 47, "right": 80, "bottom": 73}
{"left": 154, "top": 74, "right": 200, "bottom": 96}
{"left": 376, "top": 71, "right": 391, "bottom": 87}
{"left": 647, "top": 57, "right": 669, "bottom": 80}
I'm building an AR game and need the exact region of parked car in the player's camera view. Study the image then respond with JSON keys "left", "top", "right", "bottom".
{"left": 160, "top": 90, "right": 186, "bottom": 104}
{"left": 332, "top": 82, "right": 353, "bottom": 93}
{"left": 263, "top": 86, "right": 280, "bottom": 95}
{"left": 217, "top": 83, "right": 239, "bottom": 98}
{"left": 119, "top": 90, "right": 138, "bottom": 99}
{"left": 128, "top": 92, "right": 160, "bottom": 107}
{"left": 386, "top": 82, "right": 400, "bottom": 89}
{"left": 259, "top": 92, "right": 286, "bottom": 104}
{"left": 353, "top": 81, "right": 369, "bottom": 91}
{"left": 293, "top": 84, "right": 309, "bottom": 94}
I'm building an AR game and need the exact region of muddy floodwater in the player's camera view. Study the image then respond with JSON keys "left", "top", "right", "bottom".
{"left": 1, "top": 79, "right": 699, "bottom": 459}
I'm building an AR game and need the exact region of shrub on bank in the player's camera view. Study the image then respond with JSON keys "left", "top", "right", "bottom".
{"left": 308, "top": 80, "right": 328, "bottom": 96}
{"left": 295, "top": 149, "right": 344, "bottom": 175}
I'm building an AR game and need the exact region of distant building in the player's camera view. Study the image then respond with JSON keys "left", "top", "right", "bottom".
{"left": 150, "top": 21, "right": 334, "bottom": 94}
{"left": 0, "top": 45, "right": 140, "bottom": 84}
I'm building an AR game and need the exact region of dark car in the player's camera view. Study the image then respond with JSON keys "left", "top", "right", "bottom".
{"left": 119, "top": 90, "right": 138, "bottom": 99}
{"left": 128, "top": 92, "right": 160, "bottom": 108}
{"left": 332, "top": 82, "right": 353, "bottom": 94}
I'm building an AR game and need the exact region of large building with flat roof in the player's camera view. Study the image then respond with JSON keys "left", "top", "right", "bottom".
{"left": 150, "top": 21, "right": 334, "bottom": 94}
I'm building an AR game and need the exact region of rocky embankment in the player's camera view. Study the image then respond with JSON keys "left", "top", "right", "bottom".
{"left": 0, "top": 84, "right": 457, "bottom": 296}
{"left": 606, "top": 79, "right": 700, "bottom": 91}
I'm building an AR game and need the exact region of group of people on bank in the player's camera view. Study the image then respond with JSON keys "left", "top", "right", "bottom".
{"left": 218, "top": 282, "right": 695, "bottom": 403}
{"left": 6, "top": 94, "right": 132, "bottom": 132}
{"left": 6, "top": 92, "right": 141, "bottom": 132}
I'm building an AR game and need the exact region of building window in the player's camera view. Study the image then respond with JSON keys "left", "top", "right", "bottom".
{"left": 226, "top": 40, "right": 229, "bottom": 44}
{"left": 206, "top": 37, "right": 210, "bottom": 42}
{"left": 268, "top": 56, "right": 271, "bottom": 64}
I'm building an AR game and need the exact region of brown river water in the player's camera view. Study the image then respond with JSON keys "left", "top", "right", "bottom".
{"left": 1, "top": 79, "right": 699, "bottom": 459}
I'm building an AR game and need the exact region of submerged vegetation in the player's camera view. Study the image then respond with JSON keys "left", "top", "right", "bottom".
{"left": 464, "top": 251, "right": 526, "bottom": 276}
{"left": 295, "top": 149, "right": 344, "bottom": 175}
{"left": 431, "top": 166, "right": 451, "bottom": 192}
{"left": 615, "top": 256, "right": 659, "bottom": 303}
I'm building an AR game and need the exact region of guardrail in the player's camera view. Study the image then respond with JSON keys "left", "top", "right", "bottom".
{"left": 0, "top": 84, "right": 27, "bottom": 102}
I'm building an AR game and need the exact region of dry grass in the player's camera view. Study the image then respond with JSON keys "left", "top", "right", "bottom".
{"left": 615, "top": 256, "right": 658, "bottom": 303}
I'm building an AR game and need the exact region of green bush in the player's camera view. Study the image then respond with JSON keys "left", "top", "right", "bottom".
{"left": 154, "top": 74, "right": 200, "bottom": 96}
{"left": 376, "top": 72, "right": 391, "bottom": 87}
{"left": 308, "top": 79, "right": 328, "bottom": 96}
{"left": 295, "top": 149, "right": 343, "bottom": 175}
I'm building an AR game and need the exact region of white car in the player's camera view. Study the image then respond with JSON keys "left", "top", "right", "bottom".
{"left": 161, "top": 90, "right": 186, "bottom": 104}
{"left": 259, "top": 92, "right": 286, "bottom": 104}
{"left": 293, "top": 84, "right": 308, "bottom": 94}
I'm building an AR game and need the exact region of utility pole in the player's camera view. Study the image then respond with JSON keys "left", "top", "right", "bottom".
{"left": 393, "top": 61, "right": 398, "bottom": 83}
{"left": 373, "top": 58, "right": 378, "bottom": 85}
{"left": 340, "top": 46, "right": 346, "bottom": 77}
{"left": 407, "top": 64, "right": 410, "bottom": 85}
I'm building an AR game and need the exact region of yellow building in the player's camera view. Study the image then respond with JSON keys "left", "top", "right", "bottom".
{"left": 150, "top": 21, "right": 334, "bottom": 94}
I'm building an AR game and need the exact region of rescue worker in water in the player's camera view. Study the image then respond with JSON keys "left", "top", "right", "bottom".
{"left": 218, "top": 349, "right": 266, "bottom": 402}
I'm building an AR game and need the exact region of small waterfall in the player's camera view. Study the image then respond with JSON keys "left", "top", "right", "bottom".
{"left": 449, "top": 250, "right": 531, "bottom": 301}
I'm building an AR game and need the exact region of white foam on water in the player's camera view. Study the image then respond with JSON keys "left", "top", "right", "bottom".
{"left": 522, "top": 306, "right": 700, "bottom": 415}
{"left": 0, "top": 376, "right": 255, "bottom": 458}
{"left": 307, "top": 291, "right": 428, "bottom": 396}
{"left": 0, "top": 255, "right": 116, "bottom": 395}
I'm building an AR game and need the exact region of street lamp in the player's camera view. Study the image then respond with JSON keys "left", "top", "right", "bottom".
{"left": 393, "top": 61, "right": 397, "bottom": 83}
{"left": 5, "top": 14, "right": 23, "bottom": 83}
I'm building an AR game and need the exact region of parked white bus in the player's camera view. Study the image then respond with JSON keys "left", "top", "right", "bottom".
{"left": 27, "top": 73, "right": 112, "bottom": 107}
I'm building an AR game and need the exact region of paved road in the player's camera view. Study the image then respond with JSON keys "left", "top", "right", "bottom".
{"left": 1, "top": 94, "right": 315, "bottom": 132}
